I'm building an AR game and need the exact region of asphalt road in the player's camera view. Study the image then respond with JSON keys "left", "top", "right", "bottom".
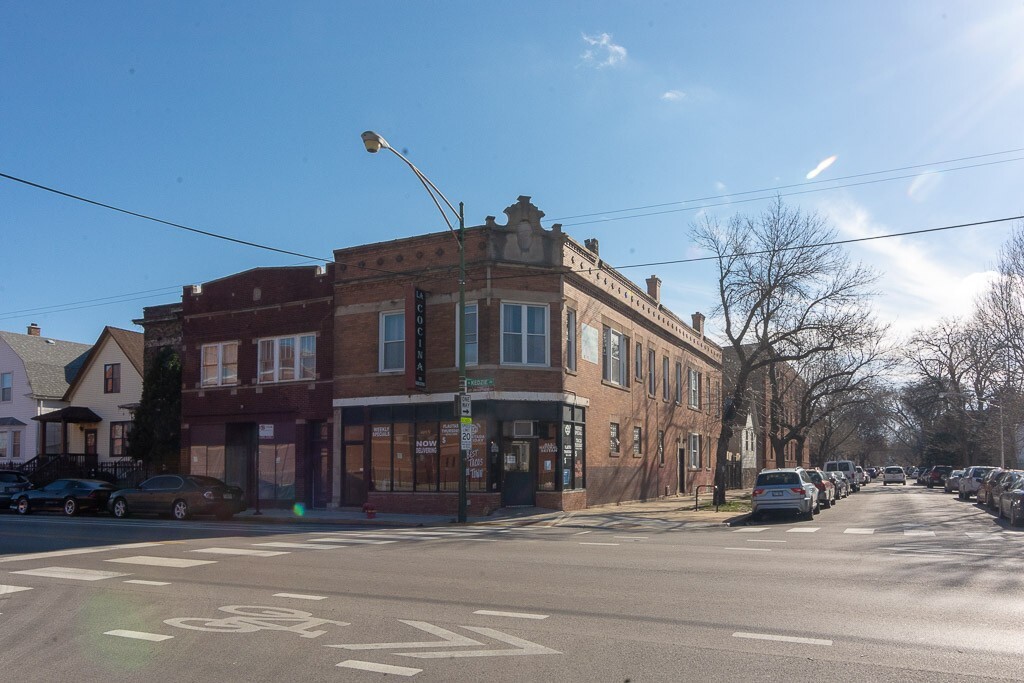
{"left": 1, "top": 484, "right": 1021, "bottom": 682}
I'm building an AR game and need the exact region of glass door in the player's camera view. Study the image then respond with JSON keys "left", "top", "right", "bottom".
{"left": 501, "top": 440, "right": 535, "bottom": 507}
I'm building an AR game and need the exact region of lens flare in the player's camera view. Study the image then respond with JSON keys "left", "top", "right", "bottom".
{"left": 292, "top": 503, "right": 306, "bottom": 517}
{"left": 805, "top": 155, "right": 837, "bottom": 180}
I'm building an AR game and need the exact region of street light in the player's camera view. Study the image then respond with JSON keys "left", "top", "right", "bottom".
{"left": 361, "top": 131, "right": 470, "bottom": 523}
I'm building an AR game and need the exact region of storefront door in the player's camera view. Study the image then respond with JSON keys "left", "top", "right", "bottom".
{"left": 501, "top": 440, "right": 535, "bottom": 507}
{"left": 343, "top": 443, "right": 367, "bottom": 506}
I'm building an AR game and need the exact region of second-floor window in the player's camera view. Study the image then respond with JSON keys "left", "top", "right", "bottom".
{"left": 104, "top": 363, "right": 120, "bottom": 393}
{"left": 674, "top": 361, "right": 683, "bottom": 404}
{"left": 662, "top": 356, "right": 670, "bottom": 401}
{"left": 689, "top": 369, "right": 702, "bottom": 409}
{"left": 647, "top": 349, "right": 655, "bottom": 396}
{"left": 634, "top": 342, "right": 643, "bottom": 381}
{"left": 201, "top": 341, "right": 238, "bottom": 387}
{"left": 501, "top": 302, "right": 547, "bottom": 366}
{"left": 259, "top": 334, "right": 316, "bottom": 383}
{"left": 380, "top": 311, "right": 405, "bottom": 372}
{"left": 602, "top": 327, "right": 628, "bottom": 386}
{"left": 456, "top": 303, "right": 478, "bottom": 366}
{"left": 0, "top": 371, "right": 11, "bottom": 402}
{"left": 566, "top": 308, "right": 577, "bottom": 372}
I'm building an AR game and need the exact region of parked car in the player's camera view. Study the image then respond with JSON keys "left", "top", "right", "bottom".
{"left": 807, "top": 470, "right": 835, "bottom": 509}
{"left": 824, "top": 460, "right": 860, "bottom": 492}
{"left": 751, "top": 468, "right": 819, "bottom": 521}
{"left": 882, "top": 466, "right": 907, "bottom": 485}
{"left": 976, "top": 468, "right": 1005, "bottom": 508}
{"left": 958, "top": 466, "right": 996, "bottom": 500}
{"left": 944, "top": 469, "right": 965, "bottom": 493}
{"left": 11, "top": 478, "right": 117, "bottom": 516}
{"left": 925, "top": 465, "right": 953, "bottom": 489}
{"left": 986, "top": 470, "right": 1022, "bottom": 511}
{"left": 109, "top": 474, "right": 246, "bottom": 520}
{"left": 828, "top": 471, "right": 850, "bottom": 499}
{"left": 0, "top": 469, "right": 33, "bottom": 509}
{"left": 855, "top": 466, "right": 870, "bottom": 486}
{"left": 997, "top": 472, "right": 1024, "bottom": 526}
{"left": 916, "top": 467, "right": 930, "bottom": 485}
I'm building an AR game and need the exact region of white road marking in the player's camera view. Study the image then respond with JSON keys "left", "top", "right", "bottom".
{"left": 732, "top": 527, "right": 767, "bottom": 533}
{"left": 733, "top": 631, "right": 832, "bottom": 646}
{"left": 844, "top": 528, "right": 875, "bottom": 534}
{"left": 574, "top": 530, "right": 593, "bottom": 536}
{"left": 747, "top": 539, "right": 786, "bottom": 543}
{"left": 473, "top": 610, "right": 549, "bottom": 620}
{"left": 105, "top": 629, "right": 173, "bottom": 642}
{"left": 106, "top": 556, "right": 217, "bottom": 568}
{"left": 786, "top": 528, "right": 819, "bottom": 533}
{"left": 724, "top": 548, "right": 771, "bottom": 552}
{"left": 965, "top": 532, "right": 1002, "bottom": 541}
{"left": 326, "top": 620, "right": 482, "bottom": 650}
{"left": 125, "top": 580, "right": 171, "bottom": 586}
{"left": 311, "top": 533, "right": 400, "bottom": 540}
{"left": 306, "top": 537, "right": 395, "bottom": 545}
{"left": 13, "top": 567, "right": 129, "bottom": 581}
{"left": 251, "top": 542, "right": 340, "bottom": 550}
{"left": 394, "top": 530, "right": 480, "bottom": 537}
{"left": 464, "top": 538, "right": 499, "bottom": 542}
{"left": 0, "top": 585, "right": 33, "bottom": 595}
{"left": 579, "top": 542, "right": 619, "bottom": 546}
{"left": 273, "top": 593, "right": 327, "bottom": 601}
{"left": 399, "top": 626, "right": 561, "bottom": 658}
{"left": 613, "top": 536, "right": 648, "bottom": 540}
{"left": 903, "top": 530, "right": 936, "bottom": 537}
{"left": 190, "top": 548, "right": 290, "bottom": 557}
{"left": 336, "top": 660, "right": 422, "bottom": 676}
{"left": 0, "top": 542, "right": 163, "bottom": 564}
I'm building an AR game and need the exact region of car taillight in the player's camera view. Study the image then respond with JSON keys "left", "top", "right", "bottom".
{"left": 791, "top": 488, "right": 806, "bottom": 495}
{"left": 753, "top": 488, "right": 765, "bottom": 496}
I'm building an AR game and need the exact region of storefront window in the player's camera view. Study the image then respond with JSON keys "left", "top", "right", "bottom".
{"left": 415, "top": 423, "right": 439, "bottom": 491}
{"left": 258, "top": 443, "right": 295, "bottom": 501}
{"left": 370, "top": 424, "right": 392, "bottom": 491}
{"left": 538, "top": 437, "right": 557, "bottom": 490}
{"left": 393, "top": 422, "right": 414, "bottom": 491}
{"left": 440, "top": 422, "right": 460, "bottom": 492}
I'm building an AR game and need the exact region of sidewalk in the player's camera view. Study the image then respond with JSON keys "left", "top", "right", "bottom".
{"left": 233, "top": 490, "right": 752, "bottom": 530}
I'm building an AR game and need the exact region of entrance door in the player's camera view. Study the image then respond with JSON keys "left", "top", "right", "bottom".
{"left": 501, "top": 440, "right": 535, "bottom": 507}
{"left": 225, "top": 423, "right": 257, "bottom": 506}
{"left": 343, "top": 443, "right": 367, "bottom": 506}
{"left": 84, "top": 429, "right": 97, "bottom": 455}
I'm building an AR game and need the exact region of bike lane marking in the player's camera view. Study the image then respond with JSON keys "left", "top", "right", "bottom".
{"left": 472, "top": 610, "right": 548, "bottom": 620}
{"left": 105, "top": 630, "right": 174, "bottom": 642}
{"left": 336, "top": 660, "right": 422, "bottom": 676}
{"left": 273, "top": 593, "right": 327, "bottom": 601}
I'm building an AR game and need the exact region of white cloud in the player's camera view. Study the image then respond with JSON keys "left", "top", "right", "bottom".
{"left": 661, "top": 89, "right": 685, "bottom": 101}
{"left": 819, "top": 197, "right": 998, "bottom": 337}
{"left": 805, "top": 155, "right": 837, "bottom": 180}
{"left": 714, "top": 181, "right": 727, "bottom": 192}
{"left": 581, "top": 33, "right": 627, "bottom": 68}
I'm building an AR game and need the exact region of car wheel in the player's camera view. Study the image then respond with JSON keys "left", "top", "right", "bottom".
{"left": 63, "top": 497, "right": 78, "bottom": 516}
{"left": 1010, "top": 506, "right": 1017, "bottom": 527}
{"left": 802, "top": 509, "right": 814, "bottom": 521}
{"left": 15, "top": 497, "right": 30, "bottom": 515}
{"left": 112, "top": 498, "right": 128, "bottom": 518}
{"left": 172, "top": 499, "right": 190, "bottom": 521}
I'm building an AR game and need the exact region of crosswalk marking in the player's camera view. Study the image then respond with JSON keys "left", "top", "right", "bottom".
{"left": 105, "top": 630, "right": 174, "bottom": 642}
{"left": 903, "top": 530, "right": 936, "bottom": 537}
{"left": 306, "top": 537, "right": 396, "bottom": 545}
{"left": 273, "top": 592, "right": 327, "bottom": 601}
{"left": 844, "top": 528, "right": 875, "bottom": 534}
{"left": 190, "top": 548, "right": 290, "bottom": 557}
{"left": 337, "top": 660, "right": 422, "bottom": 676}
{"left": 393, "top": 530, "right": 480, "bottom": 537}
{"left": 252, "top": 542, "right": 340, "bottom": 550}
{"left": 106, "top": 556, "right": 217, "bottom": 568}
{"left": 125, "top": 580, "right": 171, "bottom": 586}
{"left": 786, "top": 528, "right": 819, "bottom": 533}
{"left": 0, "top": 584, "right": 33, "bottom": 595}
{"left": 13, "top": 567, "right": 129, "bottom": 581}
{"left": 0, "top": 542, "right": 163, "bottom": 564}
{"left": 733, "top": 527, "right": 767, "bottom": 533}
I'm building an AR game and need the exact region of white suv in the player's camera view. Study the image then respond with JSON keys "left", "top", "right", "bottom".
{"left": 958, "top": 466, "right": 996, "bottom": 500}
{"left": 882, "top": 466, "right": 906, "bottom": 485}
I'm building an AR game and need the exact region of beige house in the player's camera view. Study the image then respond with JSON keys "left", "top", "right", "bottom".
{"left": 35, "top": 327, "right": 144, "bottom": 463}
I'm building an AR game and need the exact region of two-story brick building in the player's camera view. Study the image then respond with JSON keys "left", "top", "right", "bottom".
{"left": 331, "top": 196, "right": 722, "bottom": 515}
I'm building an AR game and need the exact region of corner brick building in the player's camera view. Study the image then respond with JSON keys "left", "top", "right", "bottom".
{"left": 175, "top": 197, "right": 722, "bottom": 514}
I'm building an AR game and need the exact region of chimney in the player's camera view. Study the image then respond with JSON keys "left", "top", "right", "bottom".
{"left": 584, "top": 238, "right": 599, "bottom": 255}
{"left": 27, "top": 323, "right": 41, "bottom": 336}
{"left": 646, "top": 275, "right": 661, "bottom": 303}
{"left": 691, "top": 312, "right": 705, "bottom": 338}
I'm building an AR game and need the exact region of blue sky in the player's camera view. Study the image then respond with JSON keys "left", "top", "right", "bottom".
{"left": 2, "top": 1, "right": 1023, "bottom": 345}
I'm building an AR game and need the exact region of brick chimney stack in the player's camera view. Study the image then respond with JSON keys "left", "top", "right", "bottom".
{"left": 584, "top": 238, "right": 599, "bottom": 255}
{"left": 27, "top": 323, "right": 41, "bottom": 336}
{"left": 646, "top": 275, "right": 661, "bottom": 303}
{"left": 691, "top": 312, "right": 705, "bottom": 338}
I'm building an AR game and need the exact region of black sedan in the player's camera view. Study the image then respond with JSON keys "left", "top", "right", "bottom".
{"left": 12, "top": 478, "right": 117, "bottom": 516}
{"left": 109, "top": 474, "right": 246, "bottom": 520}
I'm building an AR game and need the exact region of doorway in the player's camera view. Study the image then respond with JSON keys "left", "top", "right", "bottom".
{"left": 342, "top": 443, "right": 367, "bottom": 506}
{"left": 501, "top": 440, "right": 535, "bottom": 507}
{"left": 225, "top": 423, "right": 257, "bottom": 506}
{"left": 83, "top": 429, "right": 97, "bottom": 455}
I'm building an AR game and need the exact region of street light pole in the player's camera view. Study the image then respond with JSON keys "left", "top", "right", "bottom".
{"left": 361, "top": 131, "right": 470, "bottom": 523}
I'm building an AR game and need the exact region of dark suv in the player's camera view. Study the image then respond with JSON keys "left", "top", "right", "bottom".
{"left": 0, "top": 470, "right": 33, "bottom": 508}
{"left": 925, "top": 465, "right": 953, "bottom": 489}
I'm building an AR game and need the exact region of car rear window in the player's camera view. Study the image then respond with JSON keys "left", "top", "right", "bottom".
{"left": 756, "top": 472, "right": 800, "bottom": 486}
{"left": 885, "top": 467, "right": 902, "bottom": 474}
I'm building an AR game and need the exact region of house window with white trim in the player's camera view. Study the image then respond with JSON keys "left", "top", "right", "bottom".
{"left": 501, "top": 302, "right": 548, "bottom": 366}
{"left": 201, "top": 341, "right": 238, "bottom": 387}
{"left": 674, "top": 361, "right": 683, "bottom": 405}
{"left": 110, "top": 422, "right": 132, "bottom": 457}
{"left": 662, "top": 356, "right": 670, "bottom": 401}
{"left": 602, "top": 326, "right": 629, "bottom": 386}
{"left": 380, "top": 311, "right": 405, "bottom": 372}
{"left": 647, "top": 348, "right": 656, "bottom": 396}
{"left": 104, "top": 363, "right": 121, "bottom": 393}
{"left": 689, "top": 433, "right": 701, "bottom": 469}
{"left": 258, "top": 334, "right": 316, "bottom": 383}
{"left": 688, "top": 369, "right": 702, "bottom": 409}
{"left": 456, "top": 302, "right": 478, "bottom": 366}
{"left": 0, "top": 372, "right": 11, "bottom": 402}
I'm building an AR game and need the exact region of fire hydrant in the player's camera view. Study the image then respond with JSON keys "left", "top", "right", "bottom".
{"left": 362, "top": 503, "right": 377, "bottom": 519}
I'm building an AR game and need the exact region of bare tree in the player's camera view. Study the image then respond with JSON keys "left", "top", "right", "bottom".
{"left": 692, "top": 199, "right": 879, "bottom": 501}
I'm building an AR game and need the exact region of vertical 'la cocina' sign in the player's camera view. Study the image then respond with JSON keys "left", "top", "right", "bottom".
{"left": 406, "top": 286, "right": 427, "bottom": 390}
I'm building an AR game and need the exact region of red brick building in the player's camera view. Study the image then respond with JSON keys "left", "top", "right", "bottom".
{"left": 180, "top": 265, "right": 335, "bottom": 509}
{"left": 331, "top": 197, "right": 721, "bottom": 515}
